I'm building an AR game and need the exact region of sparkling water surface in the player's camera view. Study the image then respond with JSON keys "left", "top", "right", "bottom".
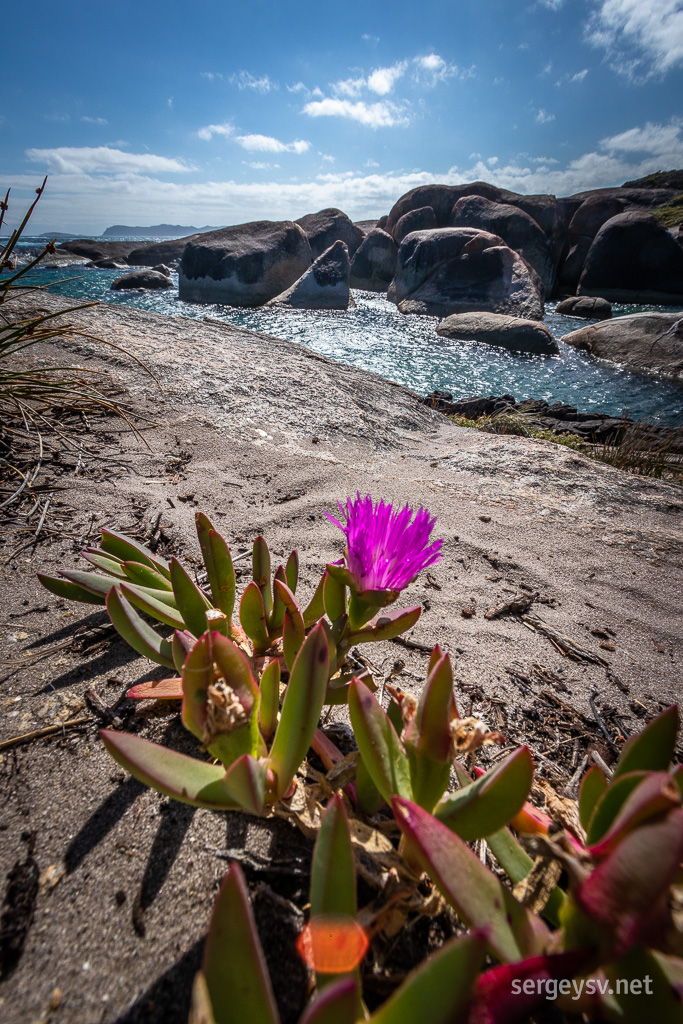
{"left": 9, "top": 244, "right": 683, "bottom": 424}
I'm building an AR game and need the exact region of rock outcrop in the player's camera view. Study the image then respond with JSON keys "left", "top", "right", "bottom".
{"left": 126, "top": 233, "right": 205, "bottom": 269}
{"left": 295, "top": 208, "right": 364, "bottom": 260}
{"left": 110, "top": 270, "right": 174, "bottom": 290}
{"left": 266, "top": 241, "right": 352, "bottom": 310}
{"left": 178, "top": 221, "right": 312, "bottom": 307}
{"left": 563, "top": 312, "right": 683, "bottom": 379}
{"left": 348, "top": 229, "right": 398, "bottom": 292}
{"left": 388, "top": 228, "right": 545, "bottom": 320}
{"left": 393, "top": 206, "right": 438, "bottom": 244}
{"left": 435, "top": 312, "right": 558, "bottom": 354}
{"left": 555, "top": 296, "right": 612, "bottom": 320}
{"left": 58, "top": 239, "right": 139, "bottom": 263}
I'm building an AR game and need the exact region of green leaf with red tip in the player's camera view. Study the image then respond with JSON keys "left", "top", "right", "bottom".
{"left": 299, "top": 979, "right": 357, "bottom": 1024}
{"left": 239, "top": 582, "right": 270, "bottom": 654}
{"left": 435, "top": 747, "right": 534, "bottom": 841}
{"left": 120, "top": 560, "right": 173, "bottom": 590}
{"left": 181, "top": 632, "right": 213, "bottom": 740}
{"left": 105, "top": 586, "right": 174, "bottom": 668}
{"left": 38, "top": 572, "right": 106, "bottom": 606}
{"left": 392, "top": 796, "right": 550, "bottom": 962}
{"left": 258, "top": 658, "right": 280, "bottom": 742}
{"left": 283, "top": 607, "right": 305, "bottom": 673}
{"left": 172, "top": 629, "right": 195, "bottom": 673}
{"left": 404, "top": 653, "right": 456, "bottom": 761}
{"left": 59, "top": 568, "right": 118, "bottom": 600}
{"left": 348, "top": 606, "right": 421, "bottom": 645}
{"left": 324, "top": 671, "right": 376, "bottom": 706}
{"left": 81, "top": 550, "right": 127, "bottom": 578}
{"left": 426, "top": 642, "right": 443, "bottom": 677}
{"left": 285, "top": 550, "right": 298, "bottom": 595}
{"left": 269, "top": 566, "right": 288, "bottom": 633}
{"left": 202, "top": 864, "right": 280, "bottom": 1024}
{"left": 311, "top": 795, "right": 356, "bottom": 920}
{"left": 268, "top": 624, "right": 329, "bottom": 799}
{"left": 349, "top": 679, "right": 412, "bottom": 804}
{"left": 170, "top": 557, "right": 212, "bottom": 638}
{"left": 252, "top": 536, "right": 273, "bottom": 618}
{"left": 221, "top": 755, "right": 267, "bottom": 815}
{"left": 587, "top": 771, "right": 648, "bottom": 846}
{"left": 320, "top": 618, "right": 340, "bottom": 678}
{"left": 323, "top": 570, "right": 346, "bottom": 622}
{"left": 195, "top": 513, "right": 236, "bottom": 622}
{"left": 99, "top": 528, "right": 171, "bottom": 579}
{"left": 589, "top": 771, "right": 682, "bottom": 858}
{"left": 369, "top": 931, "right": 486, "bottom": 1024}
{"left": 119, "top": 581, "right": 185, "bottom": 630}
{"left": 579, "top": 763, "right": 608, "bottom": 833}
{"left": 486, "top": 826, "right": 565, "bottom": 927}
{"left": 100, "top": 729, "right": 239, "bottom": 809}
{"left": 614, "top": 705, "right": 679, "bottom": 778}
{"left": 468, "top": 949, "right": 592, "bottom": 1024}
{"left": 303, "top": 573, "right": 327, "bottom": 628}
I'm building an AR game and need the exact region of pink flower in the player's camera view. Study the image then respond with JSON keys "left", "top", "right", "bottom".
{"left": 326, "top": 494, "right": 442, "bottom": 594}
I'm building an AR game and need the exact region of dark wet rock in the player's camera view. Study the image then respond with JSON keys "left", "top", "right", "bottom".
{"left": 151, "top": 264, "right": 172, "bottom": 277}
{"left": 178, "top": 221, "right": 312, "bottom": 307}
{"left": 558, "top": 237, "right": 592, "bottom": 292}
{"left": 266, "top": 240, "right": 352, "bottom": 310}
{"left": 393, "top": 206, "right": 438, "bottom": 244}
{"left": 295, "top": 208, "right": 364, "bottom": 260}
{"left": 563, "top": 312, "right": 683, "bottom": 379}
{"left": 86, "top": 258, "right": 129, "bottom": 270}
{"left": 58, "top": 239, "right": 138, "bottom": 262}
{"left": 436, "top": 312, "right": 558, "bottom": 354}
{"left": 555, "top": 296, "right": 612, "bottom": 319}
{"left": 388, "top": 228, "right": 544, "bottom": 321}
{"left": 349, "top": 228, "right": 398, "bottom": 292}
{"left": 385, "top": 184, "right": 463, "bottom": 235}
{"left": 568, "top": 196, "right": 628, "bottom": 239}
{"left": 110, "top": 270, "right": 174, "bottom": 291}
{"left": 578, "top": 211, "right": 683, "bottom": 304}
{"left": 126, "top": 234, "right": 203, "bottom": 268}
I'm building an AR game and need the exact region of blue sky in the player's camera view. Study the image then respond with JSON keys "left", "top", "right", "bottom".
{"left": 2, "top": 0, "right": 682, "bottom": 233}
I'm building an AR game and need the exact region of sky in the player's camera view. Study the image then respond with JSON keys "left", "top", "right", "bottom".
{"left": 2, "top": 0, "right": 683, "bottom": 234}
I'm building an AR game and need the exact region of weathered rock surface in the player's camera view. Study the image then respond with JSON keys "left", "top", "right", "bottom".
{"left": 436, "top": 312, "right": 558, "bottom": 354}
{"left": 388, "top": 228, "right": 545, "bottom": 320}
{"left": 86, "top": 258, "right": 129, "bottom": 269}
{"left": 266, "top": 241, "right": 352, "bottom": 310}
{"left": 126, "top": 233, "right": 204, "bottom": 268}
{"left": 178, "top": 221, "right": 312, "bottom": 307}
{"left": 555, "top": 296, "right": 612, "bottom": 319}
{"left": 295, "top": 208, "right": 364, "bottom": 260}
{"left": 110, "top": 270, "right": 174, "bottom": 290}
{"left": 563, "top": 312, "right": 683, "bottom": 379}
{"left": 349, "top": 228, "right": 398, "bottom": 291}
{"left": 558, "top": 237, "right": 592, "bottom": 292}
{"left": 393, "top": 206, "right": 438, "bottom": 244}
{"left": 568, "top": 196, "right": 628, "bottom": 239}
{"left": 151, "top": 264, "right": 173, "bottom": 277}
{"left": 578, "top": 211, "right": 683, "bottom": 303}
{"left": 58, "top": 239, "right": 139, "bottom": 262}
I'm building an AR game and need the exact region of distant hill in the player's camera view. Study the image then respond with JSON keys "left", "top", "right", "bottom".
{"left": 102, "top": 223, "right": 222, "bottom": 237}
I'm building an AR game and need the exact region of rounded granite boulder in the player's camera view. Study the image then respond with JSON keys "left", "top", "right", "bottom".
{"left": 562, "top": 313, "right": 683, "bottom": 379}
{"left": 555, "top": 296, "right": 612, "bottom": 319}
{"left": 348, "top": 228, "right": 398, "bottom": 292}
{"left": 295, "top": 208, "right": 364, "bottom": 260}
{"left": 393, "top": 206, "right": 438, "bottom": 245}
{"left": 110, "top": 270, "right": 173, "bottom": 290}
{"left": 266, "top": 240, "right": 352, "bottom": 310}
{"left": 436, "top": 312, "right": 559, "bottom": 354}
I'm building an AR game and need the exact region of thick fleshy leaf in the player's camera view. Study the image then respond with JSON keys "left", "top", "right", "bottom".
{"left": 285, "top": 550, "right": 299, "bottom": 595}
{"left": 589, "top": 771, "right": 682, "bottom": 858}
{"left": 613, "top": 705, "right": 679, "bottom": 778}
{"left": 59, "top": 568, "right": 117, "bottom": 600}
{"left": 120, "top": 560, "right": 173, "bottom": 590}
{"left": 348, "top": 606, "right": 421, "bottom": 645}
{"left": 259, "top": 657, "right": 280, "bottom": 742}
{"left": 202, "top": 864, "right": 279, "bottom": 1024}
{"left": 195, "top": 513, "right": 236, "bottom": 621}
{"left": 119, "top": 582, "right": 185, "bottom": 630}
{"left": 81, "top": 550, "right": 127, "bottom": 578}
{"left": 127, "top": 678, "right": 182, "bottom": 700}
{"left": 38, "top": 572, "right": 106, "bottom": 606}
{"left": 310, "top": 794, "right": 356, "bottom": 919}
{"left": 587, "top": 771, "right": 648, "bottom": 846}
{"left": 239, "top": 582, "right": 270, "bottom": 653}
{"left": 435, "top": 747, "right": 533, "bottom": 841}
{"left": 404, "top": 653, "right": 456, "bottom": 761}
{"left": 427, "top": 642, "right": 443, "bottom": 677}
{"left": 579, "top": 764, "right": 608, "bottom": 833}
{"left": 298, "top": 979, "right": 357, "bottom": 1024}
{"left": 170, "top": 557, "right": 212, "bottom": 638}
{"left": 324, "top": 671, "right": 376, "bottom": 706}
{"left": 303, "top": 573, "right": 327, "bottom": 628}
{"left": 323, "top": 570, "right": 346, "bottom": 622}
{"left": 269, "top": 566, "right": 288, "bottom": 633}
{"left": 486, "top": 827, "right": 564, "bottom": 927}
{"left": 469, "top": 949, "right": 592, "bottom": 1024}
{"left": 369, "top": 931, "right": 486, "bottom": 1024}
{"left": 100, "top": 528, "right": 171, "bottom": 579}
{"left": 268, "top": 623, "right": 329, "bottom": 799}
{"left": 392, "top": 797, "right": 550, "bottom": 962}
{"left": 105, "top": 586, "right": 174, "bottom": 668}
{"left": 356, "top": 755, "right": 384, "bottom": 816}
{"left": 275, "top": 580, "right": 305, "bottom": 672}
{"left": 221, "top": 755, "right": 267, "bottom": 815}
{"left": 252, "top": 536, "right": 273, "bottom": 618}
{"left": 205, "top": 609, "right": 230, "bottom": 637}
{"left": 181, "top": 633, "right": 214, "bottom": 739}
{"left": 349, "top": 679, "right": 412, "bottom": 804}
{"left": 172, "top": 629, "right": 195, "bottom": 673}
{"left": 100, "top": 729, "right": 239, "bottom": 809}
{"left": 604, "top": 947, "right": 683, "bottom": 1024}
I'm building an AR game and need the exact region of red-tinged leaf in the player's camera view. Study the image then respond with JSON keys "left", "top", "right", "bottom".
{"left": 468, "top": 949, "right": 592, "bottom": 1024}
{"left": 221, "top": 755, "right": 267, "bottom": 815}
{"left": 349, "top": 679, "right": 412, "bottom": 804}
{"left": 100, "top": 528, "right": 171, "bottom": 579}
{"left": 202, "top": 864, "right": 279, "bottom": 1024}
{"left": 59, "top": 568, "right": 117, "bottom": 600}
{"left": 573, "top": 807, "right": 683, "bottom": 958}
{"left": 589, "top": 771, "right": 682, "bottom": 858}
{"left": 172, "top": 629, "right": 195, "bottom": 674}
{"left": 119, "top": 581, "right": 185, "bottom": 630}
{"left": 269, "top": 566, "right": 288, "bottom": 633}
{"left": 298, "top": 979, "right": 357, "bottom": 1024}
{"left": 614, "top": 705, "right": 679, "bottom": 778}
{"left": 195, "top": 513, "right": 236, "bottom": 621}
{"left": 239, "top": 582, "right": 270, "bottom": 654}
{"left": 259, "top": 658, "right": 280, "bottom": 742}
{"left": 37, "top": 572, "right": 106, "bottom": 606}
{"left": 268, "top": 624, "right": 329, "bottom": 799}
{"left": 127, "top": 678, "right": 182, "bottom": 700}
{"left": 275, "top": 580, "right": 305, "bottom": 672}
{"left": 181, "top": 633, "right": 214, "bottom": 740}
{"left": 170, "top": 557, "right": 212, "bottom": 638}
{"left": 311, "top": 795, "right": 356, "bottom": 920}
{"left": 303, "top": 573, "right": 327, "bottom": 628}
{"left": 120, "top": 560, "right": 173, "bottom": 590}
{"left": 105, "top": 586, "right": 174, "bottom": 668}
{"left": 323, "top": 570, "right": 346, "bottom": 622}
{"left": 427, "top": 642, "right": 444, "bottom": 678}
{"left": 311, "top": 729, "right": 346, "bottom": 771}
{"left": 285, "top": 550, "right": 299, "bottom": 595}
{"left": 100, "top": 729, "right": 239, "bottom": 809}
{"left": 252, "top": 536, "right": 273, "bottom": 618}
{"left": 392, "top": 797, "right": 550, "bottom": 963}
{"left": 404, "top": 653, "right": 456, "bottom": 761}
{"left": 673, "top": 764, "right": 683, "bottom": 800}
{"left": 587, "top": 771, "right": 648, "bottom": 846}
{"left": 435, "top": 747, "right": 534, "bottom": 841}
{"left": 369, "top": 931, "right": 486, "bottom": 1024}
{"left": 348, "top": 606, "right": 421, "bottom": 645}
{"left": 579, "top": 764, "right": 608, "bottom": 833}
{"left": 81, "top": 550, "right": 127, "bottom": 578}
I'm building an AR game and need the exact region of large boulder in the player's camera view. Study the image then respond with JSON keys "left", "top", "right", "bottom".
{"left": 58, "top": 239, "right": 138, "bottom": 263}
{"left": 126, "top": 233, "right": 205, "bottom": 268}
{"left": 555, "top": 296, "right": 612, "bottom": 320}
{"left": 568, "top": 195, "right": 627, "bottom": 239}
{"left": 393, "top": 206, "right": 438, "bottom": 244}
{"left": 578, "top": 211, "right": 683, "bottom": 303}
{"left": 563, "top": 313, "right": 683, "bottom": 379}
{"left": 85, "top": 258, "right": 129, "bottom": 269}
{"left": 387, "top": 228, "right": 545, "bottom": 321}
{"left": 450, "top": 195, "right": 556, "bottom": 295}
{"left": 178, "top": 221, "right": 312, "bottom": 307}
{"left": 385, "top": 184, "right": 462, "bottom": 235}
{"left": 266, "top": 241, "right": 352, "bottom": 310}
{"left": 349, "top": 228, "right": 398, "bottom": 292}
{"left": 110, "top": 270, "right": 173, "bottom": 290}
{"left": 436, "top": 312, "right": 558, "bottom": 354}
{"left": 295, "top": 208, "right": 364, "bottom": 260}
{"left": 557, "top": 237, "right": 592, "bottom": 292}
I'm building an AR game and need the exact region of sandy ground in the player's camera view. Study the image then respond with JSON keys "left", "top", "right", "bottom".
{"left": 0, "top": 293, "right": 681, "bottom": 1023}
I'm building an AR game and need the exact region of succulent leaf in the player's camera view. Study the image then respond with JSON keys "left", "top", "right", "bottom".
{"left": 239, "top": 582, "right": 270, "bottom": 654}
{"left": 579, "top": 764, "right": 608, "bottom": 833}
{"left": 298, "top": 979, "right": 357, "bottom": 1024}
{"left": 285, "top": 549, "right": 299, "bottom": 595}
{"left": 195, "top": 513, "right": 236, "bottom": 622}
{"left": 613, "top": 705, "right": 679, "bottom": 779}
{"left": 349, "top": 679, "right": 412, "bottom": 804}
{"left": 310, "top": 794, "right": 356, "bottom": 920}
{"left": 38, "top": 572, "right": 107, "bottom": 606}
{"left": 323, "top": 570, "right": 346, "bottom": 622}
{"left": 120, "top": 560, "right": 173, "bottom": 590}
{"left": 170, "top": 557, "right": 213, "bottom": 638}
{"left": 259, "top": 657, "right": 280, "bottom": 743}
{"left": 303, "top": 573, "right": 327, "bottom": 628}
{"left": 99, "top": 528, "right": 171, "bottom": 579}
{"left": 348, "top": 606, "right": 421, "bottom": 645}
{"left": 435, "top": 747, "right": 533, "bottom": 841}
{"left": 105, "top": 586, "right": 174, "bottom": 668}
{"left": 252, "top": 536, "right": 273, "bottom": 618}
{"left": 221, "top": 755, "right": 267, "bottom": 815}
{"left": 119, "top": 581, "right": 185, "bottom": 629}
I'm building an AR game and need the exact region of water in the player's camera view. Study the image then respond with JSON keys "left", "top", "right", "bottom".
{"left": 7, "top": 239, "right": 683, "bottom": 424}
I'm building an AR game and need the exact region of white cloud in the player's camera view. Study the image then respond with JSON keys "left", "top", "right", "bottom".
{"left": 570, "top": 68, "right": 589, "bottom": 82}
{"left": 333, "top": 76, "right": 366, "bottom": 98}
{"left": 364, "top": 158, "right": 380, "bottom": 167}
{"left": 320, "top": 153, "right": 336, "bottom": 163}
{"left": 244, "top": 161, "right": 280, "bottom": 169}
{"left": 362, "top": 33, "right": 380, "bottom": 44}
{"left": 413, "top": 53, "right": 471, "bottom": 85}
{"left": 600, "top": 117, "right": 683, "bottom": 154}
{"left": 539, "top": 0, "right": 563, "bottom": 9}
{"left": 81, "top": 116, "right": 108, "bottom": 126}
{"left": 201, "top": 71, "right": 223, "bottom": 81}
{"left": 25, "top": 146, "right": 193, "bottom": 175}
{"left": 234, "top": 134, "right": 310, "bottom": 153}
{"left": 367, "top": 62, "right": 407, "bottom": 95}
{"left": 587, "top": 0, "right": 683, "bottom": 79}
{"left": 229, "top": 71, "right": 275, "bottom": 92}
{"left": 197, "top": 122, "right": 234, "bottom": 141}
{"left": 535, "top": 108, "right": 556, "bottom": 124}
{"left": 303, "top": 97, "right": 408, "bottom": 128}
{"left": 487, "top": 156, "right": 499, "bottom": 166}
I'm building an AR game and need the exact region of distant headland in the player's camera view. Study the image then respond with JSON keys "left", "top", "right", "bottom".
{"left": 102, "top": 223, "right": 223, "bottom": 237}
